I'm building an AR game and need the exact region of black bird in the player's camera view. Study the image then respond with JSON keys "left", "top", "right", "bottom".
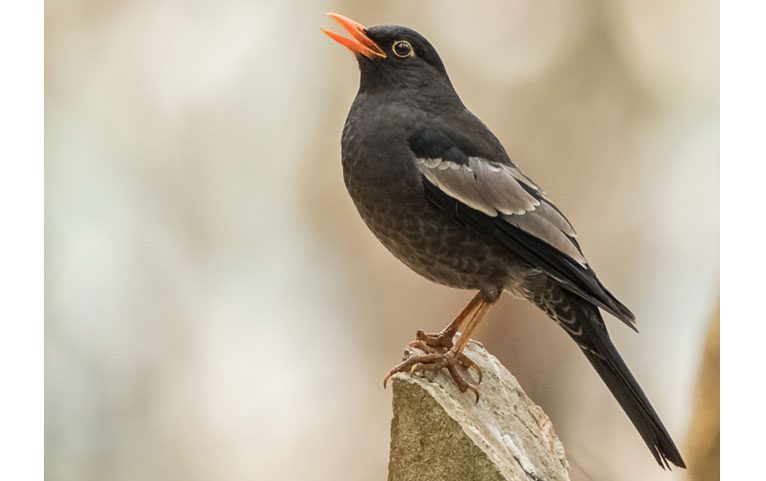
{"left": 323, "top": 13, "right": 685, "bottom": 469}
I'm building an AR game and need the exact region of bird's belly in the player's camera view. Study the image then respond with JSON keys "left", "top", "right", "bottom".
{"left": 347, "top": 181, "right": 518, "bottom": 296}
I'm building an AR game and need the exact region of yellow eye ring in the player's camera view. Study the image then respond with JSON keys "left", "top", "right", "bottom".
{"left": 392, "top": 40, "right": 413, "bottom": 58}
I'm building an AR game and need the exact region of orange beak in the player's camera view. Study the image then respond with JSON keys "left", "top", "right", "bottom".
{"left": 321, "top": 13, "right": 386, "bottom": 59}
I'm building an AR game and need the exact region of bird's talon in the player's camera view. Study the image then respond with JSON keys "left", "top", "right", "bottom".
{"left": 384, "top": 346, "right": 481, "bottom": 400}
{"left": 445, "top": 363, "right": 480, "bottom": 402}
{"left": 383, "top": 372, "right": 393, "bottom": 388}
{"left": 469, "top": 385, "right": 481, "bottom": 403}
{"left": 412, "top": 329, "right": 455, "bottom": 350}
{"left": 457, "top": 352, "right": 483, "bottom": 383}
{"left": 408, "top": 340, "right": 436, "bottom": 354}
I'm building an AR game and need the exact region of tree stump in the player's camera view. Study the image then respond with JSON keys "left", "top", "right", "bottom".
{"left": 388, "top": 340, "right": 570, "bottom": 481}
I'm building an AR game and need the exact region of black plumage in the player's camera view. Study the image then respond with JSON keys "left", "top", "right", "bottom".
{"left": 323, "top": 14, "right": 685, "bottom": 469}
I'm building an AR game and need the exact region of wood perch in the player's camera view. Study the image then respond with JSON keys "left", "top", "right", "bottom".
{"left": 388, "top": 340, "right": 571, "bottom": 481}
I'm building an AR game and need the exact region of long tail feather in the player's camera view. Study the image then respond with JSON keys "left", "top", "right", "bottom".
{"left": 528, "top": 278, "right": 686, "bottom": 469}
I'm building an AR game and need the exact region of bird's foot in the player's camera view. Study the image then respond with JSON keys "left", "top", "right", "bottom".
{"left": 406, "top": 331, "right": 482, "bottom": 384}
{"left": 406, "top": 340, "right": 482, "bottom": 383}
{"left": 409, "top": 328, "right": 456, "bottom": 351}
{"left": 383, "top": 348, "right": 483, "bottom": 402}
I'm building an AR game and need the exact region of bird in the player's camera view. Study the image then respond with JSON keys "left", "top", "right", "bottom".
{"left": 322, "top": 12, "right": 686, "bottom": 469}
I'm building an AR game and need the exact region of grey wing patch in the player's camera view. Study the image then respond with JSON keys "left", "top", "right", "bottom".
{"left": 533, "top": 199, "right": 577, "bottom": 237}
{"left": 503, "top": 203, "right": 586, "bottom": 267}
{"left": 416, "top": 156, "right": 586, "bottom": 267}
{"left": 416, "top": 156, "right": 540, "bottom": 216}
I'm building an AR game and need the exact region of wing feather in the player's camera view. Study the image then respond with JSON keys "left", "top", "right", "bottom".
{"left": 408, "top": 124, "right": 636, "bottom": 328}
{"left": 416, "top": 157, "right": 542, "bottom": 216}
{"left": 415, "top": 155, "right": 580, "bottom": 261}
{"left": 503, "top": 208, "right": 586, "bottom": 266}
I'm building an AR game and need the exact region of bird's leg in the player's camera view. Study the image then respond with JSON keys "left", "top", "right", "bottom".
{"left": 384, "top": 294, "right": 496, "bottom": 401}
{"left": 406, "top": 292, "right": 486, "bottom": 377}
{"left": 410, "top": 292, "right": 484, "bottom": 351}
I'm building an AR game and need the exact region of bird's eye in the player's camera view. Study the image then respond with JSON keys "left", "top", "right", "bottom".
{"left": 392, "top": 40, "right": 413, "bottom": 58}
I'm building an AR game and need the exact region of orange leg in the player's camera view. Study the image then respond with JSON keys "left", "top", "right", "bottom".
{"left": 453, "top": 297, "right": 493, "bottom": 352}
{"left": 384, "top": 292, "right": 497, "bottom": 401}
{"left": 411, "top": 291, "right": 485, "bottom": 350}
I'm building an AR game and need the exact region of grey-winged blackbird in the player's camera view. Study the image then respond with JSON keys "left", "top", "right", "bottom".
{"left": 323, "top": 13, "right": 685, "bottom": 469}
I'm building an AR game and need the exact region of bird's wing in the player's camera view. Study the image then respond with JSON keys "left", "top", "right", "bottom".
{"left": 408, "top": 124, "right": 636, "bottom": 328}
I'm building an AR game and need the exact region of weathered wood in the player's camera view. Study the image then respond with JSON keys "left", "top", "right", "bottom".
{"left": 388, "top": 340, "right": 571, "bottom": 481}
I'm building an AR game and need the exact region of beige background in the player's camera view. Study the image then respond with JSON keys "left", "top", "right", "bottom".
{"left": 46, "top": 1, "right": 719, "bottom": 480}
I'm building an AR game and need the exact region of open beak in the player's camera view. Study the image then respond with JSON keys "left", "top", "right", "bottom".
{"left": 321, "top": 13, "right": 386, "bottom": 59}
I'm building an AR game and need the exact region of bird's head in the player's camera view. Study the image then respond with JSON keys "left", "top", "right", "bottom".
{"left": 322, "top": 13, "right": 453, "bottom": 96}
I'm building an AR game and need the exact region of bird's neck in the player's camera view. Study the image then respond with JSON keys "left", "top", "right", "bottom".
{"left": 357, "top": 78, "right": 464, "bottom": 114}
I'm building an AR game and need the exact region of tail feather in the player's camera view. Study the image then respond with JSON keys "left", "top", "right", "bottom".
{"left": 529, "top": 279, "right": 686, "bottom": 469}
{"left": 579, "top": 321, "right": 686, "bottom": 469}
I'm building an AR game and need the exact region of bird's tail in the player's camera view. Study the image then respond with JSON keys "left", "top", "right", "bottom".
{"left": 528, "top": 279, "right": 686, "bottom": 469}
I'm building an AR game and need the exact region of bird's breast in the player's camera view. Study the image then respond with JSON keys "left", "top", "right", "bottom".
{"left": 339, "top": 104, "right": 519, "bottom": 294}
{"left": 341, "top": 102, "right": 423, "bottom": 202}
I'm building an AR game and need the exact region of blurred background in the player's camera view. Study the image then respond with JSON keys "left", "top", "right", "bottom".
{"left": 45, "top": 1, "right": 719, "bottom": 480}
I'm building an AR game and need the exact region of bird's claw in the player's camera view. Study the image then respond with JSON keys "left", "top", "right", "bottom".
{"left": 407, "top": 335, "right": 482, "bottom": 382}
{"left": 383, "top": 352, "right": 440, "bottom": 388}
{"left": 407, "top": 339, "right": 431, "bottom": 352}
{"left": 414, "top": 329, "right": 455, "bottom": 350}
{"left": 383, "top": 349, "right": 481, "bottom": 402}
{"left": 456, "top": 351, "right": 482, "bottom": 383}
